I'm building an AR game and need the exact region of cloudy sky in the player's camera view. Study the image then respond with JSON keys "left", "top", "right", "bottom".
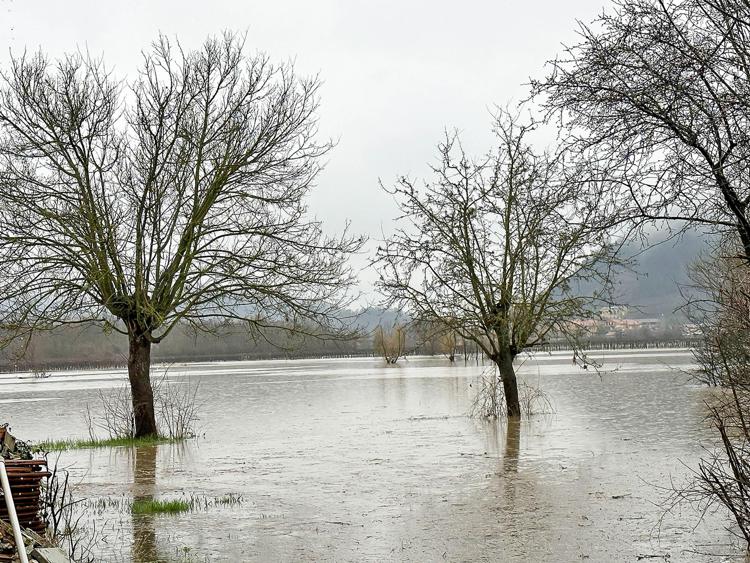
{"left": 1, "top": 0, "right": 607, "bottom": 298}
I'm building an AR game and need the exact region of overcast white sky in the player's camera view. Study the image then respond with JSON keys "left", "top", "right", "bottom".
{"left": 1, "top": 0, "right": 608, "bottom": 299}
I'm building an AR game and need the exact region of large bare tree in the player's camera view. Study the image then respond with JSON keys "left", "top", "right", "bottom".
{"left": 672, "top": 240, "right": 750, "bottom": 546}
{"left": 533, "top": 0, "right": 750, "bottom": 260}
{"left": 375, "top": 112, "right": 627, "bottom": 417}
{"left": 533, "top": 0, "right": 750, "bottom": 541}
{"left": 0, "top": 33, "right": 363, "bottom": 436}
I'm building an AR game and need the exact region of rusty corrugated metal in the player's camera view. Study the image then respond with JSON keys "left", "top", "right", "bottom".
{"left": 0, "top": 459, "right": 49, "bottom": 534}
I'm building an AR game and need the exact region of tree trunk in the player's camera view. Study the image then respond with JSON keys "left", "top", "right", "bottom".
{"left": 496, "top": 349, "right": 521, "bottom": 418}
{"left": 128, "top": 333, "right": 158, "bottom": 437}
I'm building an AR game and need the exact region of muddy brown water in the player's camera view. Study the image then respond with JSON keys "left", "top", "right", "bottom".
{"left": 0, "top": 350, "right": 746, "bottom": 562}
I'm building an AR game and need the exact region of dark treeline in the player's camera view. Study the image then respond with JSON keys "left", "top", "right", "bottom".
{"left": 0, "top": 320, "right": 697, "bottom": 372}
{"left": 0, "top": 323, "right": 370, "bottom": 372}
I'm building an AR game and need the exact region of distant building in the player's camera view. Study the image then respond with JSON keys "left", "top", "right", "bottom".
{"left": 600, "top": 306, "right": 628, "bottom": 320}
{"left": 682, "top": 323, "right": 701, "bottom": 337}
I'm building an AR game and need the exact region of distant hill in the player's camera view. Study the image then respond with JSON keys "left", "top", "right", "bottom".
{"left": 359, "top": 230, "right": 711, "bottom": 324}
{"left": 610, "top": 229, "right": 711, "bottom": 318}
{"left": 351, "top": 307, "right": 405, "bottom": 332}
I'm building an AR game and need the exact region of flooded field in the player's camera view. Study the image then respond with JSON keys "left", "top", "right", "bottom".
{"left": 0, "top": 350, "right": 744, "bottom": 561}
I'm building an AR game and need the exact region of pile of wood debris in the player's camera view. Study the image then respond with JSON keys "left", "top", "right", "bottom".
{"left": 0, "top": 426, "right": 70, "bottom": 563}
{"left": 0, "top": 518, "right": 69, "bottom": 563}
{"left": 0, "top": 427, "right": 32, "bottom": 461}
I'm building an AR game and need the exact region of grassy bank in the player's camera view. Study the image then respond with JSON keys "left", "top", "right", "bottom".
{"left": 37, "top": 435, "right": 184, "bottom": 451}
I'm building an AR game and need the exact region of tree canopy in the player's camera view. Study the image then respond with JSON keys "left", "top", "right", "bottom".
{"left": 376, "top": 111, "right": 627, "bottom": 415}
{"left": 0, "top": 33, "right": 362, "bottom": 343}
{"left": 0, "top": 33, "right": 363, "bottom": 435}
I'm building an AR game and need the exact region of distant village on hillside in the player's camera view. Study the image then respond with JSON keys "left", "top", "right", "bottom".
{"left": 575, "top": 306, "right": 699, "bottom": 340}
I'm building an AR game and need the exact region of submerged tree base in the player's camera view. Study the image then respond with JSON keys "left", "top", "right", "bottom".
{"left": 470, "top": 367, "right": 554, "bottom": 419}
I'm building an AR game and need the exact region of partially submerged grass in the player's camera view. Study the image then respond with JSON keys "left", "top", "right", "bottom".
{"left": 214, "top": 493, "right": 243, "bottom": 506}
{"left": 37, "top": 434, "right": 184, "bottom": 451}
{"left": 85, "top": 493, "right": 243, "bottom": 517}
{"left": 132, "top": 499, "right": 190, "bottom": 515}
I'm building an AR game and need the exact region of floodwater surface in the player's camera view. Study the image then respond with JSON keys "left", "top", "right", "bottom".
{"left": 0, "top": 350, "right": 745, "bottom": 562}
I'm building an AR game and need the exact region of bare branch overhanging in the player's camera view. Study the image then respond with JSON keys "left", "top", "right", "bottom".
{"left": 532, "top": 0, "right": 750, "bottom": 259}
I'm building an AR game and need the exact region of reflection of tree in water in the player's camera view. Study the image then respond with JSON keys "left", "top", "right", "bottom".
{"left": 503, "top": 418, "right": 521, "bottom": 473}
{"left": 480, "top": 419, "right": 524, "bottom": 516}
{"left": 496, "top": 419, "right": 522, "bottom": 518}
{"left": 132, "top": 445, "right": 158, "bottom": 563}
{"left": 482, "top": 418, "right": 521, "bottom": 472}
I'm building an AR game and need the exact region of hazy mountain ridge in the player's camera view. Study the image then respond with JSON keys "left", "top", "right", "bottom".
{"left": 613, "top": 230, "right": 710, "bottom": 318}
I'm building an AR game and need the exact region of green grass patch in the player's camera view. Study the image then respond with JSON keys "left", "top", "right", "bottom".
{"left": 36, "top": 435, "right": 183, "bottom": 451}
{"left": 132, "top": 498, "right": 191, "bottom": 515}
{"left": 84, "top": 493, "right": 243, "bottom": 517}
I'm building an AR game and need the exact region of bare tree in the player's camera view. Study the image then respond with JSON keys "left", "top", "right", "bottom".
{"left": 375, "top": 111, "right": 627, "bottom": 417}
{"left": 533, "top": 0, "right": 750, "bottom": 260}
{"left": 534, "top": 0, "right": 750, "bottom": 541}
{"left": 373, "top": 324, "right": 407, "bottom": 364}
{"left": 438, "top": 330, "right": 458, "bottom": 362}
{"left": 685, "top": 239, "right": 750, "bottom": 387}
{"left": 0, "top": 33, "right": 363, "bottom": 436}
{"left": 671, "top": 240, "right": 750, "bottom": 546}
